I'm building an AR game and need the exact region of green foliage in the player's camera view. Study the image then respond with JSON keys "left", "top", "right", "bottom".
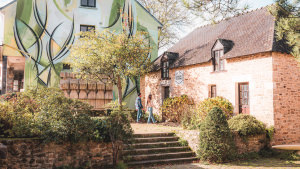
{"left": 198, "top": 107, "right": 236, "bottom": 163}
{"left": 259, "top": 147, "right": 300, "bottom": 161}
{"left": 269, "top": 1, "right": 300, "bottom": 61}
{"left": 178, "top": 138, "right": 188, "bottom": 146}
{"left": 105, "top": 101, "right": 133, "bottom": 165}
{"left": 184, "top": 96, "right": 233, "bottom": 129}
{"left": 92, "top": 117, "right": 111, "bottom": 142}
{"left": 0, "top": 92, "right": 17, "bottom": 101}
{"left": 160, "top": 95, "right": 194, "bottom": 123}
{"left": 266, "top": 126, "right": 275, "bottom": 142}
{"left": 0, "top": 87, "right": 111, "bottom": 144}
{"left": 67, "top": 29, "right": 152, "bottom": 106}
{"left": 114, "top": 162, "right": 128, "bottom": 169}
{"left": 228, "top": 114, "right": 266, "bottom": 137}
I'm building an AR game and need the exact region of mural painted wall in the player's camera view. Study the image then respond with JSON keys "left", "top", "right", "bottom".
{"left": 1, "top": 0, "right": 161, "bottom": 108}
{"left": 0, "top": 11, "right": 3, "bottom": 45}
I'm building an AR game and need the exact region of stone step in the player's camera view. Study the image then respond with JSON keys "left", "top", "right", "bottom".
{"left": 123, "top": 146, "right": 191, "bottom": 156}
{"left": 124, "top": 151, "right": 195, "bottom": 162}
{"left": 125, "top": 141, "right": 182, "bottom": 150}
{"left": 127, "top": 157, "right": 199, "bottom": 166}
{"left": 134, "top": 133, "right": 175, "bottom": 138}
{"left": 133, "top": 136, "right": 179, "bottom": 143}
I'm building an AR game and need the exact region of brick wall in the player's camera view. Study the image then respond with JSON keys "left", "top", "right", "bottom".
{"left": 233, "top": 133, "right": 266, "bottom": 154}
{"left": 143, "top": 52, "right": 275, "bottom": 126}
{"left": 0, "top": 139, "right": 113, "bottom": 169}
{"left": 272, "top": 52, "right": 300, "bottom": 145}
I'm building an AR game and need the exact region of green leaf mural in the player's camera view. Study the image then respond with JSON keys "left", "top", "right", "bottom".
{"left": 5, "top": 0, "right": 161, "bottom": 108}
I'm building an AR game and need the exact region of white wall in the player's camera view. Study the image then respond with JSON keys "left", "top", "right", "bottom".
{"left": 0, "top": 11, "right": 4, "bottom": 45}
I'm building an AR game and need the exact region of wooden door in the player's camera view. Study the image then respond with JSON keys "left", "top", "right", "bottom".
{"left": 239, "top": 83, "right": 249, "bottom": 114}
{"left": 164, "top": 86, "right": 170, "bottom": 100}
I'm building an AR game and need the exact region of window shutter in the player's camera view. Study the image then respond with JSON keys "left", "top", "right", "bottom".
{"left": 235, "top": 82, "right": 239, "bottom": 115}
{"left": 208, "top": 85, "right": 212, "bottom": 98}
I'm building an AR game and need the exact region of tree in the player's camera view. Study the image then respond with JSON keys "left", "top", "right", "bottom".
{"left": 67, "top": 30, "right": 152, "bottom": 108}
{"left": 138, "top": 0, "right": 191, "bottom": 49}
{"left": 269, "top": 0, "right": 300, "bottom": 62}
{"left": 182, "top": 0, "right": 248, "bottom": 22}
{"left": 198, "top": 107, "right": 236, "bottom": 163}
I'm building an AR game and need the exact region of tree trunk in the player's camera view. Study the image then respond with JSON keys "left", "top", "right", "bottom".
{"left": 117, "top": 75, "right": 123, "bottom": 109}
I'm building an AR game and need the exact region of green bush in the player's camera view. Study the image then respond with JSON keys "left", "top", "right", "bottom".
{"left": 195, "top": 97, "right": 233, "bottom": 122}
{"left": 160, "top": 95, "right": 194, "bottom": 123}
{"left": 228, "top": 114, "right": 266, "bottom": 137}
{"left": 106, "top": 104, "right": 133, "bottom": 165}
{"left": 0, "top": 87, "right": 112, "bottom": 143}
{"left": 182, "top": 96, "right": 233, "bottom": 130}
{"left": 198, "top": 107, "right": 236, "bottom": 163}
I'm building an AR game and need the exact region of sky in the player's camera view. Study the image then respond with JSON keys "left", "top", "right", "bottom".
{"left": 0, "top": 0, "right": 274, "bottom": 53}
{"left": 0, "top": 0, "right": 274, "bottom": 10}
{"left": 0, "top": 0, "right": 14, "bottom": 8}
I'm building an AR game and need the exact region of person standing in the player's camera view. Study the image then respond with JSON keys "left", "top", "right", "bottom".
{"left": 147, "top": 94, "right": 156, "bottom": 124}
{"left": 135, "top": 93, "right": 143, "bottom": 123}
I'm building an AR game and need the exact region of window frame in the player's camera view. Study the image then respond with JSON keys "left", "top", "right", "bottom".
{"left": 238, "top": 82, "right": 250, "bottom": 114}
{"left": 80, "top": 0, "right": 96, "bottom": 8}
{"left": 213, "top": 50, "right": 225, "bottom": 72}
{"left": 161, "top": 60, "right": 170, "bottom": 80}
{"left": 80, "top": 25, "right": 95, "bottom": 32}
{"left": 211, "top": 85, "right": 217, "bottom": 98}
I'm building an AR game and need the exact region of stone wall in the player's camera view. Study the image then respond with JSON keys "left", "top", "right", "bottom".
{"left": 143, "top": 52, "right": 274, "bottom": 126}
{"left": 272, "top": 52, "right": 300, "bottom": 145}
{"left": 176, "top": 130, "right": 266, "bottom": 155}
{"left": 233, "top": 133, "right": 266, "bottom": 154}
{"left": 0, "top": 139, "right": 113, "bottom": 169}
{"left": 176, "top": 130, "right": 200, "bottom": 155}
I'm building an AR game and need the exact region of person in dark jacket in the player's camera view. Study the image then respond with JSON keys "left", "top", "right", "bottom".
{"left": 135, "top": 93, "right": 143, "bottom": 123}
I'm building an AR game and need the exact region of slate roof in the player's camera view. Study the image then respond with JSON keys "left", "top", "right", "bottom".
{"left": 153, "top": 6, "right": 286, "bottom": 71}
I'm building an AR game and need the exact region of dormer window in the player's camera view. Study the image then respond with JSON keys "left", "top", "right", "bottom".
{"left": 81, "top": 0, "right": 96, "bottom": 8}
{"left": 161, "top": 61, "right": 169, "bottom": 79}
{"left": 213, "top": 50, "right": 224, "bottom": 71}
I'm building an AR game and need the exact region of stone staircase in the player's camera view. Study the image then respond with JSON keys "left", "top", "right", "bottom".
{"left": 123, "top": 132, "right": 198, "bottom": 167}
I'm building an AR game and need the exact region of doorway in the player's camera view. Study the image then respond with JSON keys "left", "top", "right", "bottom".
{"left": 238, "top": 82, "right": 249, "bottom": 114}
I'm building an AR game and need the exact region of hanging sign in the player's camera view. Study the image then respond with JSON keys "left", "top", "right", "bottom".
{"left": 175, "top": 70, "right": 184, "bottom": 85}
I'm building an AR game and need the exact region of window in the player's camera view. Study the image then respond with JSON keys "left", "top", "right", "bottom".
{"left": 80, "top": 25, "right": 95, "bottom": 32}
{"left": 238, "top": 83, "right": 250, "bottom": 114}
{"left": 211, "top": 85, "right": 217, "bottom": 98}
{"left": 63, "top": 64, "right": 71, "bottom": 70}
{"left": 213, "top": 50, "right": 224, "bottom": 71}
{"left": 81, "top": 0, "right": 96, "bottom": 7}
{"left": 161, "top": 61, "right": 169, "bottom": 79}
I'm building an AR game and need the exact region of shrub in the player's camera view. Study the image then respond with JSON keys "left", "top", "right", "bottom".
{"left": 228, "top": 114, "right": 266, "bottom": 137}
{"left": 0, "top": 87, "right": 106, "bottom": 143}
{"left": 92, "top": 117, "right": 110, "bottom": 142}
{"left": 160, "top": 95, "right": 194, "bottom": 123}
{"left": 195, "top": 96, "right": 233, "bottom": 122}
{"left": 106, "top": 102, "right": 133, "bottom": 165}
{"left": 198, "top": 107, "right": 236, "bottom": 163}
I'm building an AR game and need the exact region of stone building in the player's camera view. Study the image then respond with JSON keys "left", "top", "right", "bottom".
{"left": 141, "top": 7, "right": 300, "bottom": 145}
{"left": 0, "top": 0, "right": 162, "bottom": 109}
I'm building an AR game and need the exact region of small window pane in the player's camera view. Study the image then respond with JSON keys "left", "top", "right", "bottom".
{"left": 81, "top": 0, "right": 88, "bottom": 6}
{"left": 88, "top": 0, "right": 95, "bottom": 7}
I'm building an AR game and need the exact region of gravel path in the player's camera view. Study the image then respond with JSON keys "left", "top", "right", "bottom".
{"left": 131, "top": 123, "right": 183, "bottom": 134}
{"left": 143, "top": 158, "right": 300, "bottom": 169}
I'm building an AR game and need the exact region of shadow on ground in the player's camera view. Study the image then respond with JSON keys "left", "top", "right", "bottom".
{"left": 139, "top": 158, "right": 300, "bottom": 169}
